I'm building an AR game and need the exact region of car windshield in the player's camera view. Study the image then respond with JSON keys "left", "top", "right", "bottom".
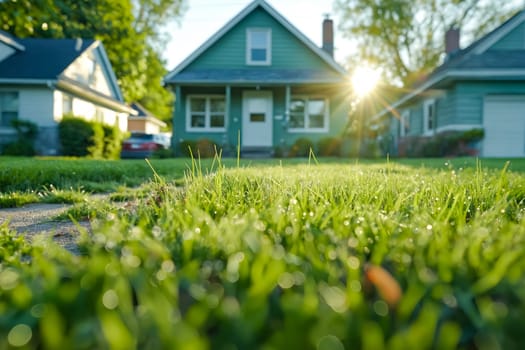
{"left": 129, "top": 133, "right": 154, "bottom": 140}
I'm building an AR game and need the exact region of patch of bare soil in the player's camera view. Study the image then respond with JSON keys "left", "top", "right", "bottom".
{"left": 0, "top": 203, "right": 91, "bottom": 253}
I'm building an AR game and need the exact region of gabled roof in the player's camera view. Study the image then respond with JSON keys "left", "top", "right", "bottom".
{"left": 0, "top": 37, "right": 95, "bottom": 80}
{"left": 129, "top": 102, "right": 167, "bottom": 127}
{"left": 131, "top": 102, "right": 154, "bottom": 118}
{"left": 0, "top": 36, "right": 129, "bottom": 109}
{"left": 374, "top": 8, "right": 525, "bottom": 120}
{"left": 165, "top": 0, "right": 346, "bottom": 84}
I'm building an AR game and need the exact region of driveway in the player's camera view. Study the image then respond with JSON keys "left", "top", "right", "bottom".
{"left": 0, "top": 203, "right": 91, "bottom": 253}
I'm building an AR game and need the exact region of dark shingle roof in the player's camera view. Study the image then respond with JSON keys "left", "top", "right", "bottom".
{"left": 131, "top": 102, "right": 155, "bottom": 118}
{"left": 170, "top": 68, "right": 345, "bottom": 84}
{"left": 451, "top": 50, "right": 525, "bottom": 69}
{"left": 0, "top": 38, "right": 94, "bottom": 80}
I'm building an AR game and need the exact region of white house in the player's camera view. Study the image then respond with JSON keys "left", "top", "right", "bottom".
{"left": 0, "top": 30, "right": 135, "bottom": 155}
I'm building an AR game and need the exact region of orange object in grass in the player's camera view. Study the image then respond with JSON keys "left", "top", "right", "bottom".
{"left": 365, "top": 264, "right": 402, "bottom": 307}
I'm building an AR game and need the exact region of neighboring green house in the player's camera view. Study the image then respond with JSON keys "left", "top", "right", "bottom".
{"left": 164, "top": 0, "right": 350, "bottom": 157}
{"left": 375, "top": 9, "right": 525, "bottom": 158}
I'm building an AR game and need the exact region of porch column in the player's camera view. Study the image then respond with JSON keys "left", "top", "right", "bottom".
{"left": 225, "top": 85, "right": 231, "bottom": 122}
{"left": 225, "top": 85, "right": 232, "bottom": 151}
{"left": 174, "top": 85, "right": 181, "bottom": 151}
{"left": 285, "top": 85, "right": 291, "bottom": 123}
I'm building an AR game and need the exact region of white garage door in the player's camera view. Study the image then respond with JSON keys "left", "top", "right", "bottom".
{"left": 483, "top": 96, "right": 525, "bottom": 157}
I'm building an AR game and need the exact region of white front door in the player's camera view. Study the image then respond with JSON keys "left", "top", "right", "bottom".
{"left": 242, "top": 91, "right": 273, "bottom": 147}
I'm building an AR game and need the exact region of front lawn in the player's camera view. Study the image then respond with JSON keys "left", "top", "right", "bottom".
{"left": 1, "top": 159, "right": 525, "bottom": 348}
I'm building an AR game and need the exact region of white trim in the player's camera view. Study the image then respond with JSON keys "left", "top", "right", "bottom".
{"left": 246, "top": 28, "right": 271, "bottom": 65}
{"left": 423, "top": 99, "right": 436, "bottom": 136}
{"left": 473, "top": 11, "right": 525, "bottom": 54}
{"left": 435, "top": 124, "right": 482, "bottom": 133}
{"left": 186, "top": 94, "right": 227, "bottom": 132}
{"left": 0, "top": 32, "right": 25, "bottom": 51}
{"left": 0, "top": 78, "right": 55, "bottom": 85}
{"left": 55, "top": 79, "right": 135, "bottom": 114}
{"left": 287, "top": 95, "right": 329, "bottom": 133}
{"left": 164, "top": 0, "right": 346, "bottom": 82}
{"left": 94, "top": 42, "right": 125, "bottom": 102}
{"left": 59, "top": 41, "right": 125, "bottom": 103}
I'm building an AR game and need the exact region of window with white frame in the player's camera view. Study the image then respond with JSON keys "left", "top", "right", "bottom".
{"left": 400, "top": 110, "right": 410, "bottom": 137}
{"left": 246, "top": 28, "right": 271, "bottom": 65}
{"left": 187, "top": 95, "right": 226, "bottom": 131}
{"left": 423, "top": 99, "right": 436, "bottom": 134}
{"left": 0, "top": 92, "right": 19, "bottom": 127}
{"left": 288, "top": 96, "right": 328, "bottom": 131}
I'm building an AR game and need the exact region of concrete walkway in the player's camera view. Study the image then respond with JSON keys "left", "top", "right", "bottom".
{"left": 0, "top": 202, "right": 91, "bottom": 253}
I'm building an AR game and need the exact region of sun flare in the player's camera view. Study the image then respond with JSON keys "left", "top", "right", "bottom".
{"left": 351, "top": 65, "right": 381, "bottom": 98}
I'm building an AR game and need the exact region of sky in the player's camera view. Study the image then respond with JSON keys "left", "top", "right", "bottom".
{"left": 162, "top": 0, "right": 354, "bottom": 70}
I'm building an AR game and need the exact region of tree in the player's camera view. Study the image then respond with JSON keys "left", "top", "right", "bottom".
{"left": 0, "top": 0, "right": 185, "bottom": 122}
{"left": 335, "top": 0, "right": 522, "bottom": 86}
{"left": 133, "top": 0, "right": 186, "bottom": 48}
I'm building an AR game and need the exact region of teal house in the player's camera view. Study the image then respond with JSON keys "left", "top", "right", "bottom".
{"left": 164, "top": 0, "right": 350, "bottom": 156}
{"left": 376, "top": 9, "right": 525, "bottom": 158}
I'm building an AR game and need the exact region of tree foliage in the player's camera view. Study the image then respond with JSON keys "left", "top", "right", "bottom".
{"left": 335, "top": 0, "right": 522, "bottom": 86}
{"left": 0, "top": 0, "right": 185, "bottom": 122}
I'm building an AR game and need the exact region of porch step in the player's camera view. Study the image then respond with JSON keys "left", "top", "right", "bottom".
{"left": 241, "top": 147, "right": 274, "bottom": 158}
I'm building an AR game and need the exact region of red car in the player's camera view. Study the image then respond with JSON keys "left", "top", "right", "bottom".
{"left": 120, "top": 133, "right": 171, "bottom": 159}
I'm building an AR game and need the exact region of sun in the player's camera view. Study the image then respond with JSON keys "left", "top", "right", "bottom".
{"left": 351, "top": 65, "right": 381, "bottom": 98}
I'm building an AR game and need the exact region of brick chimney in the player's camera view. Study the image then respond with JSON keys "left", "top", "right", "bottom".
{"left": 445, "top": 27, "right": 460, "bottom": 55}
{"left": 322, "top": 15, "right": 334, "bottom": 57}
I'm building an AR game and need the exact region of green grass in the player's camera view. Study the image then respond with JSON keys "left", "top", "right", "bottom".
{"left": 1, "top": 156, "right": 525, "bottom": 208}
{"left": 1, "top": 158, "right": 525, "bottom": 349}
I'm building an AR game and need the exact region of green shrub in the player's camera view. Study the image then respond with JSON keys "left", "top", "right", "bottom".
{"left": 288, "top": 137, "right": 314, "bottom": 157}
{"left": 103, "top": 125, "right": 126, "bottom": 160}
{"left": 317, "top": 137, "right": 342, "bottom": 156}
{"left": 87, "top": 122, "right": 105, "bottom": 159}
{"left": 59, "top": 116, "right": 124, "bottom": 159}
{"left": 273, "top": 146, "right": 284, "bottom": 158}
{"left": 180, "top": 140, "right": 196, "bottom": 157}
{"left": 180, "top": 139, "right": 218, "bottom": 158}
{"left": 1, "top": 120, "right": 38, "bottom": 156}
{"left": 152, "top": 148, "right": 175, "bottom": 159}
{"left": 58, "top": 116, "right": 94, "bottom": 157}
{"left": 401, "top": 129, "right": 485, "bottom": 157}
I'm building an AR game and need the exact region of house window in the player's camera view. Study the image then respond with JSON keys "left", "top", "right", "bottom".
{"left": 63, "top": 94, "right": 73, "bottom": 115}
{"left": 246, "top": 28, "right": 271, "bottom": 65}
{"left": 288, "top": 96, "right": 328, "bottom": 132}
{"left": 0, "top": 92, "right": 19, "bottom": 127}
{"left": 400, "top": 110, "right": 410, "bottom": 137}
{"left": 187, "top": 95, "right": 226, "bottom": 131}
{"left": 423, "top": 99, "right": 436, "bottom": 134}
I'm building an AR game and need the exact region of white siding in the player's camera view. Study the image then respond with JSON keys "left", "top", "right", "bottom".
{"left": 18, "top": 88, "right": 55, "bottom": 126}
{"left": 53, "top": 90, "right": 63, "bottom": 120}
{"left": 63, "top": 46, "right": 115, "bottom": 98}
{"left": 52, "top": 91, "right": 127, "bottom": 131}
{"left": 0, "top": 42, "right": 15, "bottom": 62}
